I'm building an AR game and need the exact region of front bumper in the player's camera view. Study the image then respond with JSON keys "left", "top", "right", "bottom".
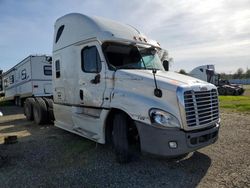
{"left": 135, "top": 121, "right": 220, "bottom": 157}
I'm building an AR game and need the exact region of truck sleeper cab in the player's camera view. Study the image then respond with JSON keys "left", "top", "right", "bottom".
{"left": 52, "top": 13, "right": 220, "bottom": 163}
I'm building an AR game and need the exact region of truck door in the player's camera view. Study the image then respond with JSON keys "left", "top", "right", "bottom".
{"left": 78, "top": 42, "right": 106, "bottom": 107}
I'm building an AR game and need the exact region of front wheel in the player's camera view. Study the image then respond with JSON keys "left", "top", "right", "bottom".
{"left": 113, "top": 113, "right": 130, "bottom": 163}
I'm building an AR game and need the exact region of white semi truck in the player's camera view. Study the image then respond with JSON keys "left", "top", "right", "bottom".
{"left": 1, "top": 55, "right": 52, "bottom": 106}
{"left": 190, "top": 65, "right": 244, "bottom": 95}
{"left": 24, "top": 13, "right": 220, "bottom": 163}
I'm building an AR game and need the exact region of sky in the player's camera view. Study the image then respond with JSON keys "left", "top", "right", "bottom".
{"left": 0, "top": 0, "right": 250, "bottom": 74}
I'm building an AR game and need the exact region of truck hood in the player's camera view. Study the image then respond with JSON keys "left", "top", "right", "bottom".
{"left": 114, "top": 69, "right": 209, "bottom": 91}
{"left": 111, "top": 69, "right": 216, "bottom": 127}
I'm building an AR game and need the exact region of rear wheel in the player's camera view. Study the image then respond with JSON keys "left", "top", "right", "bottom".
{"left": 238, "top": 88, "right": 244, "bottom": 95}
{"left": 24, "top": 98, "right": 35, "bottom": 120}
{"left": 227, "top": 88, "right": 234, "bottom": 95}
{"left": 218, "top": 87, "right": 226, "bottom": 95}
{"left": 234, "top": 90, "right": 239, "bottom": 96}
{"left": 33, "top": 97, "right": 48, "bottom": 125}
{"left": 43, "top": 98, "right": 54, "bottom": 122}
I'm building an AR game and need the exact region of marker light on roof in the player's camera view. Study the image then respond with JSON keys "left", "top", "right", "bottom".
{"left": 133, "top": 36, "right": 137, "bottom": 40}
{"left": 144, "top": 38, "right": 147, "bottom": 42}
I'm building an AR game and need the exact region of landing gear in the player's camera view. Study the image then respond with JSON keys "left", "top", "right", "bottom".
{"left": 14, "top": 96, "right": 23, "bottom": 106}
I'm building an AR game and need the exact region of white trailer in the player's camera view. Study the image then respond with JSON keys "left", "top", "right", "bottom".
{"left": 2, "top": 55, "right": 52, "bottom": 106}
{"left": 24, "top": 13, "right": 220, "bottom": 163}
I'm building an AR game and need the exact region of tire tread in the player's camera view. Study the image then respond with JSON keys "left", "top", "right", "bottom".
{"left": 113, "top": 113, "right": 130, "bottom": 163}
{"left": 33, "top": 97, "right": 48, "bottom": 125}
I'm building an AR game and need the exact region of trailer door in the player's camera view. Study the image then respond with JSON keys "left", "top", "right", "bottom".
{"left": 78, "top": 42, "right": 106, "bottom": 107}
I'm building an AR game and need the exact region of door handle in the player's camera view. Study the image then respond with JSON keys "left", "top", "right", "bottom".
{"left": 91, "top": 74, "right": 100, "bottom": 84}
{"left": 79, "top": 90, "right": 83, "bottom": 100}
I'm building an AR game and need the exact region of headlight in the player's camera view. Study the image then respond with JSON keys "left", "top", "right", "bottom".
{"left": 149, "top": 108, "right": 180, "bottom": 128}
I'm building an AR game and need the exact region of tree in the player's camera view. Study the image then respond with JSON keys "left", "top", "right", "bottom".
{"left": 179, "top": 69, "right": 187, "bottom": 75}
{"left": 157, "top": 49, "right": 173, "bottom": 67}
{"left": 158, "top": 49, "right": 169, "bottom": 62}
{"left": 233, "top": 68, "right": 244, "bottom": 79}
{"left": 245, "top": 68, "right": 250, "bottom": 78}
{"left": 220, "top": 73, "right": 227, "bottom": 80}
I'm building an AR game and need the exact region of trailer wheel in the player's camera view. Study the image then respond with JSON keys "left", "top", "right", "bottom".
{"left": 24, "top": 98, "right": 35, "bottom": 121}
{"left": 113, "top": 113, "right": 130, "bottom": 163}
{"left": 33, "top": 97, "right": 48, "bottom": 125}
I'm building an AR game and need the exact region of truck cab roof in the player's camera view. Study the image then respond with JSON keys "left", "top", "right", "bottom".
{"left": 53, "top": 13, "right": 160, "bottom": 52}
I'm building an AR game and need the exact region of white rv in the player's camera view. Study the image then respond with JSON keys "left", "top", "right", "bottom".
{"left": 24, "top": 13, "right": 220, "bottom": 163}
{"left": 2, "top": 55, "right": 52, "bottom": 106}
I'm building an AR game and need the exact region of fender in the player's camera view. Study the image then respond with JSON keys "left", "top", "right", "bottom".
{"left": 109, "top": 88, "right": 181, "bottom": 125}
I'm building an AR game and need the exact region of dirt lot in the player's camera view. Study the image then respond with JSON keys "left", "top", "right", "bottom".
{"left": 0, "top": 106, "right": 249, "bottom": 188}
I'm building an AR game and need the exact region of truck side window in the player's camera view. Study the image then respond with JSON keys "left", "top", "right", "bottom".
{"left": 21, "top": 69, "right": 27, "bottom": 80}
{"left": 55, "top": 25, "right": 64, "bottom": 43}
{"left": 81, "top": 46, "right": 101, "bottom": 73}
{"left": 55, "top": 60, "right": 60, "bottom": 78}
{"left": 44, "top": 65, "right": 52, "bottom": 76}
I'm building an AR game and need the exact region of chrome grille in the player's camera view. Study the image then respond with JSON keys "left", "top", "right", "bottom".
{"left": 184, "top": 89, "right": 219, "bottom": 127}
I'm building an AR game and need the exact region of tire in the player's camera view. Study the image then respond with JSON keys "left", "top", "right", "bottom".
{"left": 234, "top": 90, "right": 239, "bottom": 96}
{"left": 33, "top": 97, "right": 48, "bottom": 125}
{"left": 238, "top": 88, "right": 244, "bottom": 95}
{"left": 24, "top": 98, "right": 35, "bottom": 121}
{"left": 218, "top": 87, "right": 226, "bottom": 95}
{"left": 227, "top": 88, "right": 234, "bottom": 95}
{"left": 43, "top": 98, "right": 55, "bottom": 122}
{"left": 113, "top": 113, "right": 130, "bottom": 163}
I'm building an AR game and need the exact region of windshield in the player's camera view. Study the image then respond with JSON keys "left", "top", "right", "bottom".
{"left": 102, "top": 42, "right": 164, "bottom": 71}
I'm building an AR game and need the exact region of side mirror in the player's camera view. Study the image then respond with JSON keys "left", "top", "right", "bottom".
{"left": 163, "top": 60, "right": 169, "bottom": 71}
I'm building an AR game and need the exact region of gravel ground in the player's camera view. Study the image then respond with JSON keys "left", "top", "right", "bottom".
{"left": 0, "top": 106, "right": 249, "bottom": 188}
